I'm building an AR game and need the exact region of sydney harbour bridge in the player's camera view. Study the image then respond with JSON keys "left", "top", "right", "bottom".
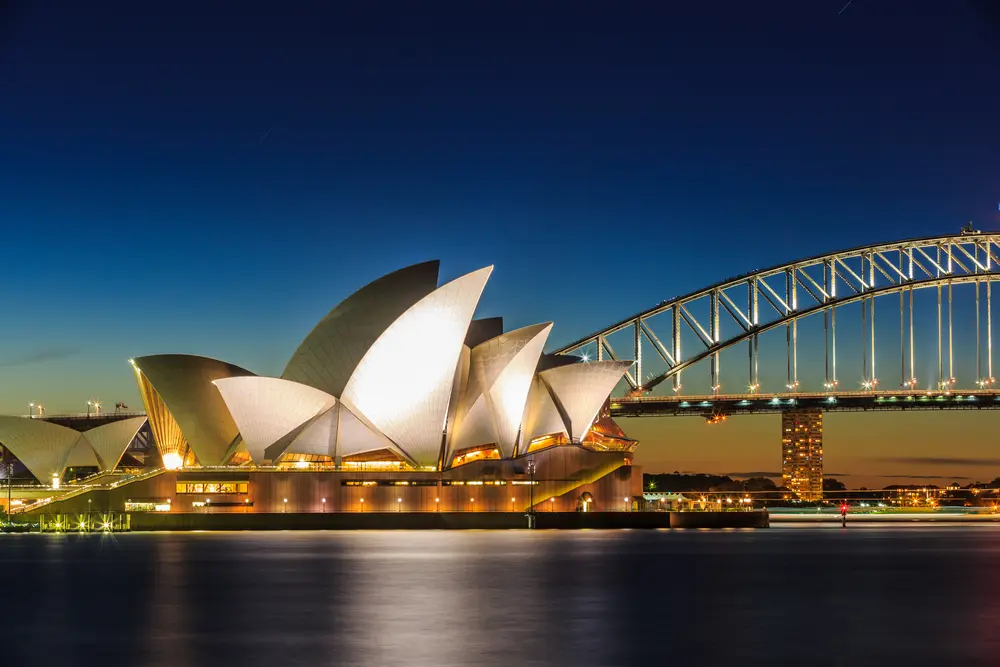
{"left": 555, "top": 232, "right": 1000, "bottom": 419}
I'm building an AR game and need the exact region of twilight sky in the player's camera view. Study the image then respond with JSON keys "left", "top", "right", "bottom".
{"left": 1, "top": 1, "right": 998, "bottom": 487}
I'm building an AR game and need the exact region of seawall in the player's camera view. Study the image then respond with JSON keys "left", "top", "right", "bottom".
{"left": 52, "top": 510, "right": 769, "bottom": 531}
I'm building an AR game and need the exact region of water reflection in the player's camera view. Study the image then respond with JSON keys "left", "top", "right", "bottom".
{"left": 4, "top": 527, "right": 1000, "bottom": 666}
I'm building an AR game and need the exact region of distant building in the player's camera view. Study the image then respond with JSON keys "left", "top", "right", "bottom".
{"left": 781, "top": 410, "right": 823, "bottom": 500}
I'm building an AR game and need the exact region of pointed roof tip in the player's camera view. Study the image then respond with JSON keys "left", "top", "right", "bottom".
{"left": 437, "top": 264, "right": 494, "bottom": 290}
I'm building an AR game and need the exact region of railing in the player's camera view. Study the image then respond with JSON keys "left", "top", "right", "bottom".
{"left": 23, "top": 411, "right": 146, "bottom": 420}
{"left": 615, "top": 388, "right": 1000, "bottom": 403}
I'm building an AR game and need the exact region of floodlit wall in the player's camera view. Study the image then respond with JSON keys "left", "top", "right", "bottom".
{"left": 29, "top": 446, "right": 636, "bottom": 516}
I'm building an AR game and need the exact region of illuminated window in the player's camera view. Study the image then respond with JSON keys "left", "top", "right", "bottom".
{"left": 175, "top": 482, "right": 248, "bottom": 494}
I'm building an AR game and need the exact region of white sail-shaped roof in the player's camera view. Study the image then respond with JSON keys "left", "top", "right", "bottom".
{"left": 284, "top": 406, "right": 339, "bottom": 458}
{"left": 518, "top": 377, "right": 569, "bottom": 450}
{"left": 0, "top": 417, "right": 83, "bottom": 483}
{"left": 132, "top": 355, "right": 254, "bottom": 466}
{"left": 214, "top": 377, "right": 337, "bottom": 464}
{"left": 336, "top": 403, "right": 401, "bottom": 459}
{"left": 281, "top": 261, "right": 441, "bottom": 398}
{"left": 64, "top": 438, "right": 100, "bottom": 468}
{"left": 341, "top": 266, "right": 493, "bottom": 467}
{"left": 480, "top": 323, "right": 551, "bottom": 457}
{"left": 539, "top": 360, "right": 633, "bottom": 442}
{"left": 448, "top": 323, "right": 551, "bottom": 459}
{"left": 83, "top": 416, "right": 148, "bottom": 470}
{"left": 447, "top": 394, "right": 497, "bottom": 459}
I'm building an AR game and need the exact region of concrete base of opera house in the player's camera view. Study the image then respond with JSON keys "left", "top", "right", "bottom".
{"left": 19, "top": 446, "right": 642, "bottom": 516}
{"left": 26, "top": 510, "right": 769, "bottom": 531}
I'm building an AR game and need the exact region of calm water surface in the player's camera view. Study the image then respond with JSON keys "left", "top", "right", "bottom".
{"left": 3, "top": 525, "right": 999, "bottom": 666}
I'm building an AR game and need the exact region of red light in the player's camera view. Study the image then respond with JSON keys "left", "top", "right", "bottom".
{"left": 840, "top": 504, "right": 848, "bottom": 513}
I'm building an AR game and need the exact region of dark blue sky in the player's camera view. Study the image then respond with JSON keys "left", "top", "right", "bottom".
{"left": 1, "top": 1, "right": 999, "bottom": 481}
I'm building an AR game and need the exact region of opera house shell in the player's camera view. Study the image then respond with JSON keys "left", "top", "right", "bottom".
{"left": 0, "top": 416, "right": 149, "bottom": 486}
{"left": 131, "top": 261, "right": 635, "bottom": 472}
{"left": 1, "top": 262, "right": 640, "bottom": 516}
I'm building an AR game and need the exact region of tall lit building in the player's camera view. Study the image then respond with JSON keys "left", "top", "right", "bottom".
{"left": 781, "top": 410, "right": 823, "bottom": 500}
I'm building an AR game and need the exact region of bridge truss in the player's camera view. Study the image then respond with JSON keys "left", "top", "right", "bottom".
{"left": 556, "top": 234, "right": 1000, "bottom": 399}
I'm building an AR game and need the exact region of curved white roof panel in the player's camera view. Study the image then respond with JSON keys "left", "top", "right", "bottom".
{"left": 214, "top": 376, "right": 337, "bottom": 464}
{"left": 342, "top": 266, "right": 493, "bottom": 467}
{"left": 447, "top": 393, "right": 497, "bottom": 459}
{"left": 0, "top": 416, "right": 83, "bottom": 483}
{"left": 449, "top": 323, "right": 552, "bottom": 460}
{"left": 336, "top": 403, "right": 400, "bottom": 459}
{"left": 84, "top": 416, "right": 148, "bottom": 471}
{"left": 285, "top": 406, "right": 339, "bottom": 458}
{"left": 480, "top": 323, "right": 551, "bottom": 457}
{"left": 519, "top": 377, "right": 568, "bottom": 449}
{"left": 281, "top": 261, "right": 441, "bottom": 398}
{"left": 540, "top": 360, "right": 633, "bottom": 442}
{"left": 132, "top": 355, "right": 254, "bottom": 466}
{"left": 65, "top": 438, "right": 100, "bottom": 468}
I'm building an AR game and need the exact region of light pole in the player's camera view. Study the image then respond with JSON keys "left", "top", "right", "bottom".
{"left": 624, "top": 497, "right": 629, "bottom": 512}
{"left": 435, "top": 497, "right": 440, "bottom": 511}
{"left": 528, "top": 459, "right": 535, "bottom": 524}
{"left": 397, "top": 497, "right": 402, "bottom": 512}
{"left": 359, "top": 497, "right": 364, "bottom": 512}
{"left": 5, "top": 462, "right": 13, "bottom": 523}
{"left": 282, "top": 497, "right": 288, "bottom": 513}
{"left": 321, "top": 497, "right": 326, "bottom": 513}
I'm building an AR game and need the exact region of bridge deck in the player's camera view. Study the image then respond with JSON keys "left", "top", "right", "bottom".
{"left": 610, "top": 390, "right": 1000, "bottom": 417}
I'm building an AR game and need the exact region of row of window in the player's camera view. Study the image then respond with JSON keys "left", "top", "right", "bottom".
{"left": 176, "top": 480, "right": 544, "bottom": 493}
{"left": 340, "top": 480, "right": 538, "bottom": 487}
{"left": 176, "top": 482, "right": 248, "bottom": 494}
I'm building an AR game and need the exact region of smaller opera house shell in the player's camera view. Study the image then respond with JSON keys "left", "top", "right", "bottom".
{"left": 130, "top": 261, "right": 638, "bottom": 476}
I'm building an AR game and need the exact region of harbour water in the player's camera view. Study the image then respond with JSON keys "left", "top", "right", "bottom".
{"left": 3, "top": 526, "right": 999, "bottom": 666}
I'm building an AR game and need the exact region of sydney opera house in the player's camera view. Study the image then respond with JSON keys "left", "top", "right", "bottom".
{"left": 0, "top": 262, "right": 640, "bottom": 515}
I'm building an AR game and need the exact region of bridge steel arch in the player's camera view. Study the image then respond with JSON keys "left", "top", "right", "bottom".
{"left": 554, "top": 233, "right": 1000, "bottom": 395}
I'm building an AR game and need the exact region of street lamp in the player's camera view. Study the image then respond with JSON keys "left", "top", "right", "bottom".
{"left": 282, "top": 497, "right": 288, "bottom": 513}
{"left": 624, "top": 497, "right": 629, "bottom": 512}
{"left": 527, "top": 459, "right": 536, "bottom": 514}
{"left": 397, "top": 497, "right": 402, "bottom": 512}
{"left": 470, "top": 497, "right": 475, "bottom": 511}
{"left": 511, "top": 496, "right": 515, "bottom": 512}
{"left": 321, "top": 497, "right": 326, "bottom": 513}
{"left": 6, "top": 462, "right": 14, "bottom": 523}
{"left": 359, "top": 497, "right": 364, "bottom": 512}
{"left": 550, "top": 497, "right": 555, "bottom": 511}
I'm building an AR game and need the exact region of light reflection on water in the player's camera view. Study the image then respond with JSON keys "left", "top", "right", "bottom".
{"left": 4, "top": 527, "right": 1000, "bottom": 666}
